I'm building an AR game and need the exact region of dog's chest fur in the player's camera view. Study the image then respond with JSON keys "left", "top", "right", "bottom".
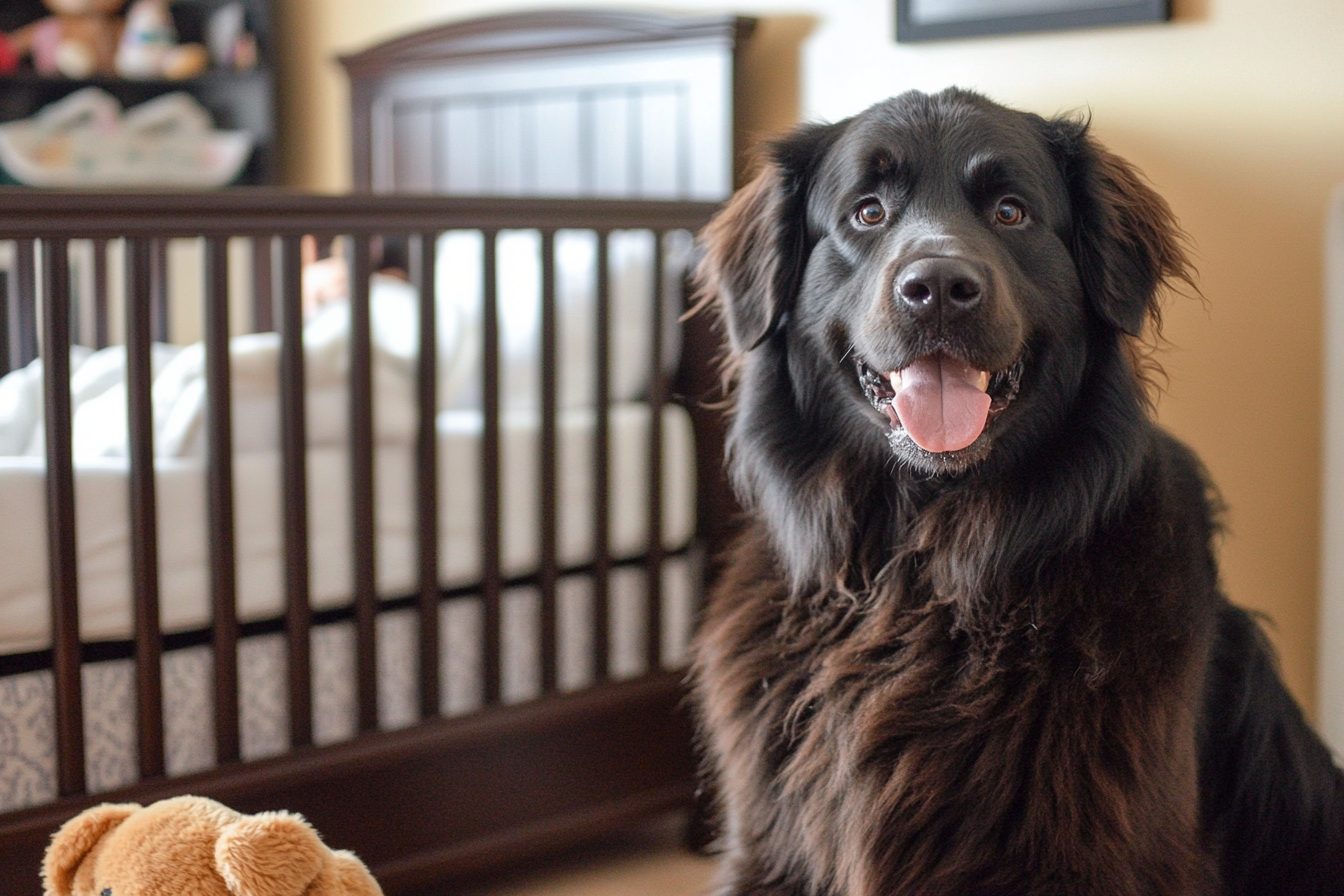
{"left": 694, "top": 467, "right": 1220, "bottom": 896}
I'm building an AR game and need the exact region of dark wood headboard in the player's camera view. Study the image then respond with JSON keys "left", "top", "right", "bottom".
{"left": 340, "top": 8, "right": 754, "bottom": 199}
{"left": 339, "top": 9, "right": 750, "bottom": 578}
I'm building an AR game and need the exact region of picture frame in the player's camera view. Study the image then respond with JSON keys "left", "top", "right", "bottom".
{"left": 895, "top": 0, "right": 1170, "bottom": 43}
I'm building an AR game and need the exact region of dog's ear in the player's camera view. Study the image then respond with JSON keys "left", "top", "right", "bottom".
{"left": 696, "top": 122, "right": 840, "bottom": 352}
{"left": 1042, "top": 116, "right": 1193, "bottom": 337}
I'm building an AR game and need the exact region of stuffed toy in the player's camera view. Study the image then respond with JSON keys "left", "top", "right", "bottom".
{"left": 0, "top": 32, "right": 20, "bottom": 74}
{"left": 3, "top": 0, "right": 129, "bottom": 79}
{"left": 41, "top": 795, "right": 384, "bottom": 896}
{"left": 115, "top": 0, "right": 208, "bottom": 80}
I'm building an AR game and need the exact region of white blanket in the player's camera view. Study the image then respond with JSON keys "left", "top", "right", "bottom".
{"left": 0, "top": 401, "right": 694, "bottom": 655}
{"left": 0, "top": 277, "right": 447, "bottom": 459}
{"left": 0, "top": 229, "right": 698, "bottom": 656}
{"left": 0, "top": 227, "right": 684, "bottom": 457}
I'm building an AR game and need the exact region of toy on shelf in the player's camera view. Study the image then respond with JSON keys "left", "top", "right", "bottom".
{"left": 116, "top": 0, "right": 208, "bottom": 80}
{"left": 0, "top": 31, "right": 21, "bottom": 75}
{"left": 41, "top": 795, "right": 384, "bottom": 896}
{"left": 0, "top": 0, "right": 211, "bottom": 80}
{"left": 205, "top": 1, "right": 258, "bottom": 71}
{"left": 2, "top": 0, "right": 129, "bottom": 79}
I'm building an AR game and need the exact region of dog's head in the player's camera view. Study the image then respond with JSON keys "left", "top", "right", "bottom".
{"left": 699, "top": 89, "right": 1191, "bottom": 482}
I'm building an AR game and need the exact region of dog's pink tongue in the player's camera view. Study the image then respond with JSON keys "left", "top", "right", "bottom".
{"left": 892, "top": 355, "right": 992, "bottom": 453}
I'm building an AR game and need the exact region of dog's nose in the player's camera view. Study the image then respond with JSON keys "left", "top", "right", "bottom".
{"left": 896, "top": 258, "right": 984, "bottom": 319}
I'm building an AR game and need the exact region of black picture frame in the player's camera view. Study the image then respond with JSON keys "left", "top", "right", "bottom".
{"left": 895, "top": 0, "right": 1169, "bottom": 43}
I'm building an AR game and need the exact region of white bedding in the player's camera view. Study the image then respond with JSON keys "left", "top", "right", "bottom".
{"left": 0, "top": 402, "right": 694, "bottom": 655}
{"left": 0, "top": 229, "right": 696, "bottom": 655}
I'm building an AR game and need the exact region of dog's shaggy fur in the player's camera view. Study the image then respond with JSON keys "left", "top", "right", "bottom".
{"left": 690, "top": 89, "right": 1344, "bottom": 895}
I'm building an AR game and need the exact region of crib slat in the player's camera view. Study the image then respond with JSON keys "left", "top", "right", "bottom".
{"left": 93, "top": 238, "right": 110, "bottom": 349}
{"left": 252, "top": 236, "right": 275, "bottom": 334}
{"left": 151, "top": 239, "right": 170, "bottom": 344}
{"left": 15, "top": 238, "right": 38, "bottom": 367}
{"left": 539, "top": 229, "right": 558, "bottom": 694}
{"left": 413, "top": 232, "right": 441, "bottom": 718}
{"left": 0, "top": 269, "right": 9, "bottom": 377}
{"left": 645, "top": 232, "right": 666, "bottom": 673}
{"left": 348, "top": 235, "right": 379, "bottom": 732}
{"left": 204, "top": 235, "right": 240, "bottom": 764}
{"left": 42, "top": 238, "right": 85, "bottom": 797}
{"left": 482, "top": 230, "right": 502, "bottom": 706}
{"left": 126, "top": 238, "right": 165, "bottom": 778}
{"left": 277, "top": 235, "right": 312, "bottom": 749}
{"left": 593, "top": 232, "right": 611, "bottom": 683}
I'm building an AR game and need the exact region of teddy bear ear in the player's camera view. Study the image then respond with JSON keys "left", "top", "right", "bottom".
{"left": 215, "top": 811, "right": 325, "bottom": 896}
{"left": 42, "top": 803, "right": 141, "bottom": 896}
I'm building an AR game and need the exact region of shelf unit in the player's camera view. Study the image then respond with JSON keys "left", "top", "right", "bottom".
{"left": 0, "top": 0, "right": 276, "bottom": 185}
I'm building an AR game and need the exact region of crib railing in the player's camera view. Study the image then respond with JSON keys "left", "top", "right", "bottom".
{"left": 0, "top": 190, "right": 724, "bottom": 893}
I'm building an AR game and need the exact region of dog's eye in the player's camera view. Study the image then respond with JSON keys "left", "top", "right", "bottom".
{"left": 994, "top": 200, "right": 1026, "bottom": 226}
{"left": 856, "top": 200, "right": 886, "bottom": 226}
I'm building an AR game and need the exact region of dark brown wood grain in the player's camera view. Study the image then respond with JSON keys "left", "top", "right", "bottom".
{"left": 126, "top": 238, "right": 165, "bottom": 780}
{"left": 593, "top": 232, "right": 612, "bottom": 683}
{"left": 413, "top": 232, "right": 441, "bottom": 720}
{"left": 277, "top": 234, "right": 314, "bottom": 750}
{"left": 92, "top": 238, "right": 109, "bottom": 349}
{"left": 481, "top": 230, "right": 503, "bottom": 707}
{"left": 252, "top": 235, "right": 275, "bottom": 334}
{"left": 204, "top": 235, "right": 241, "bottom": 765}
{"left": 13, "top": 238, "right": 37, "bottom": 367}
{"left": 645, "top": 234, "right": 667, "bottom": 672}
{"left": 339, "top": 8, "right": 753, "bottom": 79}
{"left": 348, "top": 235, "right": 379, "bottom": 733}
{"left": 0, "top": 268, "right": 8, "bottom": 376}
{"left": 339, "top": 8, "right": 755, "bottom": 193}
{"left": 41, "top": 238, "right": 84, "bottom": 798}
{"left": 0, "top": 191, "right": 719, "bottom": 238}
{"left": 151, "top": 238, "right": 169, "bottom": 344}
{"left": 540, "top": 229, "right": 559, "bottom": 694}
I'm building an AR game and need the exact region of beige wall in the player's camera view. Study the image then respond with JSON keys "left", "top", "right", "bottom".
{"left": 278, "top": 0, "right": 1344, "bottom": 715}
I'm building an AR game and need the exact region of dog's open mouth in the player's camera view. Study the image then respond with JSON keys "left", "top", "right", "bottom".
{"left": 856, "top": 352, "right": 1024, "bottom": 455}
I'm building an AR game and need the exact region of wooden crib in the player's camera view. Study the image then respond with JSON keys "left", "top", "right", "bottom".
{"left": 0, "top": 11, "right": 755, "bottom": 891}
{"left": 0, "top": 188, "right": 731, "bottom": 895}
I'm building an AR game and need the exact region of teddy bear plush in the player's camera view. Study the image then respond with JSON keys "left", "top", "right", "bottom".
{"left": 41, "top": 795, "right": 384, "bottom": 896}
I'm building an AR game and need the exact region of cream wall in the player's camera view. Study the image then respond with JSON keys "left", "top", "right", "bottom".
{"left": 277, "top": 0, "right": 1344, "bottom": 716}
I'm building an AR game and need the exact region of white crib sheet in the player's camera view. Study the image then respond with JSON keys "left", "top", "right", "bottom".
{"left": 0, "top": 401, "right": 695, "bottom": 655}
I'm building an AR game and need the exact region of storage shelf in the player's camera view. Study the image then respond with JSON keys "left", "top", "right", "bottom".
{"left": 0, "top": 0, "right": 276, "bottom": 185}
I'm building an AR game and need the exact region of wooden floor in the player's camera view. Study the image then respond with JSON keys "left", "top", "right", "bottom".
{"left": 451, "top": 814, "right": 719, "bottom": 896}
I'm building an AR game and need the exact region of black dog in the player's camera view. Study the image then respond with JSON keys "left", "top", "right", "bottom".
{"left": 690, "top": 88, "right": 1344, "bottom": 895}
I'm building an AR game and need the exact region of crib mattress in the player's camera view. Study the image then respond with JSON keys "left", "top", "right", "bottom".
{"left": 0, "top": 401, "right": 695, "bottom": 655}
